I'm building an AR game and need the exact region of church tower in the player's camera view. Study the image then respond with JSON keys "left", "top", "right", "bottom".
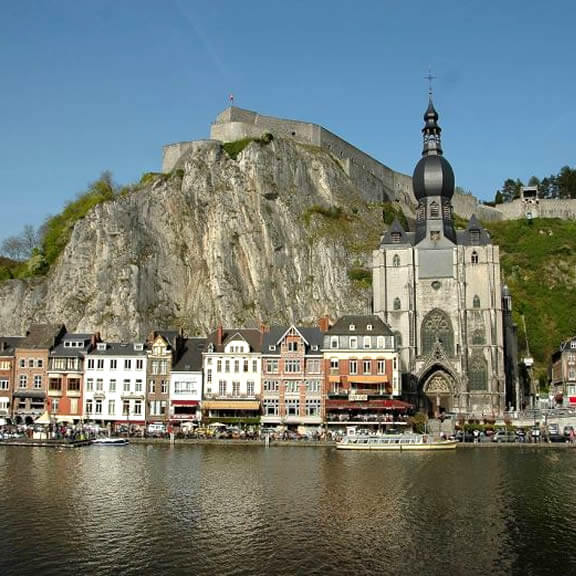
{"left": 372, "top": 97, "right": 506, "bottom": 417}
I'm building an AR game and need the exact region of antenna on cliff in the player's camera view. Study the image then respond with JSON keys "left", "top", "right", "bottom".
{"left": 425, "top": 68, "right": 435, "bottom": 96}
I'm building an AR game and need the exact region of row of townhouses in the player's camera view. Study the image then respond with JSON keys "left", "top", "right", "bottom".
{"left": 0, "top": 315, "right": 409, "bottom": 432}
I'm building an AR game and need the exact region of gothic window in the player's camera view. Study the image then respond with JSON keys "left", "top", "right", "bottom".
{"left": 430, "top": 201, "right": 440, "bottom": 218}
{"left": 473, "top": 295, "right": 481, "bottom": 308}
{"left": 392, "top": 254, "right": 400, "bottom": 267}
{"left": 469, "top": 352, "right": 488, "bottom": 391}
{"left": 393, "top": 298, "right": 401, "bottom": 311}
{"left": 471, "top": 251, "right": 479, "bottom": 264}
{"left": 421, "top": 309, "right": 454, "bottom": 356}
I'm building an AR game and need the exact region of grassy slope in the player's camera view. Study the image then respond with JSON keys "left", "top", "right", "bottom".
{"left": 484, "top": 218, "right": 576, "bottom": 381}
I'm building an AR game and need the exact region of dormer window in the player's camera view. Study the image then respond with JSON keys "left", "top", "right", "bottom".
{"left": 311, "top": 345, "right": 319, "bottom": 351}
{"left": 349, "top": 324, "right": 356, "bottom": 331}
{"left": 430, "top": 201, "right": 440, "bottom": 218}
{"left": 269, "top": 345, "right": 276, "bottom": 351}
{"left": 367, "top": 324, "right": 373, "bottom": 331}
{"left": 571, "top": 341, "right": 576, "bottom": 350}
{"left": 391, "top": 232, "right": 401, "bottom": 244}
{"left": 330, "top": 336, "right": 338, "bottom": 349}
{"left": 134, "top": 343, "right": 144, "bottom": 351}
{"left": 207, "top": 343, "right": 215, "bottom": 353}
{"left": 96, "top": 343, "right": 106, "bottom": 351}
{"left": 470, "top": 230, "right": 480, "bottom": 244}
{"left": 349, "top": 336, "right": 357, "bottom": 349}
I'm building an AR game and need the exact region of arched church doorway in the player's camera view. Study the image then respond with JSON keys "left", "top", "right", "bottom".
{"left": 420, "top": 371, "right": 454, "bottom": 417}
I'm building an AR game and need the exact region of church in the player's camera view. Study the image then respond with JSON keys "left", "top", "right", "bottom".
{"left": 372, "top": 98, "right": 506, "bottom": 417}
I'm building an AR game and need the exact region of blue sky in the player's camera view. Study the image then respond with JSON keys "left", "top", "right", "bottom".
{"left": 1, "top": 0, "right": 575, "bottom": 244}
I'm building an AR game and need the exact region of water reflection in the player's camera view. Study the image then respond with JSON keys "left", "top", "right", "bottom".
{"left": 1, "top": 445, "right": 576, "bottom": 576}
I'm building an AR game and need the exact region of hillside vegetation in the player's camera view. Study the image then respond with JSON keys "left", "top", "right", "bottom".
{"left": 485, "top": 218, "right": 576, "bottom": 382}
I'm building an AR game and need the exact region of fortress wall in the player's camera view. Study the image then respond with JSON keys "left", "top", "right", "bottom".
{"left": 162, "top": 140, "right": 221, "bottom": 173}
{"left": 450, "top": 192, "right": 504, "bottom": 222}
{"left": 497, "top": 198, "right": 576, "bottom": 220}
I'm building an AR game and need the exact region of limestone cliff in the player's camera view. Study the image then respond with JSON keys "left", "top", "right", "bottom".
{"left": 0, "top": 138, "right": 390, "bottom": 339}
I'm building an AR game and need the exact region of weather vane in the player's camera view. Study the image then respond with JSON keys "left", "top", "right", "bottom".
{"left": 425, "top": 68, "right": 435, "bottom": 96}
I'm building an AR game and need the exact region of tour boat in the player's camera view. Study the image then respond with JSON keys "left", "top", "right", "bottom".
{"left": 92, "top": 437, "right": 129, "bottom": 446}
{"left": 336, "top": 434, "right": 458, "bottom": 451}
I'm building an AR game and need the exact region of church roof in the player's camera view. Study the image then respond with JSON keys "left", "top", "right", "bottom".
{"left": 456, "top": 214, "right": 492, "bottom": 246}
{"left": 379, "top": 218, "right": 415, "bottom": 246}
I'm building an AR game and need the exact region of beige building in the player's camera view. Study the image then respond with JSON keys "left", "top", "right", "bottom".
{"left": 373, "top": 99, "right": 506, "bottom": 416}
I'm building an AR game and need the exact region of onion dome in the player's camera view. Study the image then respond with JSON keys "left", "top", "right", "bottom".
{"left": 412, "top": 98, "right": 455, "bottom": 201}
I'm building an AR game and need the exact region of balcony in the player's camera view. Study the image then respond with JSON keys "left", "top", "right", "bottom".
{"left": 93, "top": 391, "right": 106, "bottom": 399}
{"left": 120, "top": 393, "right": 145, "bottom": 400}
{"left": 204, "top": 393, "right": 257, "bottom": 400}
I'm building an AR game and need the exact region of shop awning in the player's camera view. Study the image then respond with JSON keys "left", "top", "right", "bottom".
{"left": 326, "top": 399, "right": 413, "bottom": 411}
{"left": 203, "top": 400, "right": 260, "bottom": 411}
{"left": 171, "top": 400, "right": 199, "bottom": 406}
{"left": 347, "top": 375, "right": 388, "bottom": 384}
{"left": 13, "top": 390, "right": 46, "bottom": 399}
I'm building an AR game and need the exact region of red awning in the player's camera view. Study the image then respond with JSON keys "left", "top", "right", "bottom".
{"left": 171, "top": 400, "right": 199, "bottom": 406}
{"left": 326, "top": 399, "right": 413, "bottom": 411}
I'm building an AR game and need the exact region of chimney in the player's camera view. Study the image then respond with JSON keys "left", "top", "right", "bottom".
{"left": 259, "top": 322, "right": 269, "bottom": 334}
{"left": 318, "top": 315, "right": 331, "bottom": 333}
{"left": 216, "top": 324, "right": 224, "bottom": 346}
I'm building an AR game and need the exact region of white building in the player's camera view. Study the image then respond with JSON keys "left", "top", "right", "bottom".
{"left": 84, "top": 342, "right": 148, "bottom": 429}
{"left": 202, "top": 326, "right": 262, "bottom": 424}
{"left": 170, "top": 338, "right": 204, "bottom": 425}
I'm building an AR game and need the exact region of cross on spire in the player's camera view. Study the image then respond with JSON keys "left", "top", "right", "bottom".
{"left": 425, "top": 68, "right": 435, "bottom": 96}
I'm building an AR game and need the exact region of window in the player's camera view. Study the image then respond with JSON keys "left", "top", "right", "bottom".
{"left": 87, "top": 359, "right": 95, "bottom": 369}
{"left": 136, "top": 359, "right": 144, "bottom": 370}
{"left": 330, "top": 336, "right": 338, "bottom": 349}
{"left": 247, "top": 381, "right": 255, "bottom": 396}
{"left": 349, "top": 324, "right": 356, "bottom": 331}
{"left": 134, "top": 400, "right": 142, "bottom": 415}
{"left": 350, "top": 336, "right": 357, "bottom": 349}
{"left": 349, "top": 360, "right": 358, "bottom": 375}
{"left": 363, "top": 336, "right": 371, "bottom": 349}
{"left": 377, "top": 336, "right": 385, "bottom": 349}
{"left": 391, "top": 232, "right": 401, "bottom": 243}
{"left": 219, "top": 380, "right": 226, "bottom": 396}
{"left": 234, "top": 360, "right": 240, "bottom": 373}
{"left": 217, "top": 359, "right": 222, "bottom": 372}
{"left": 123, "top": 379, "right": 130, "bottom": 392}
{"left": 0, "top": 360, "right": 9, "bottom": 370}
{"left": 124, "top": 359, "right": 132, "bottom": 370}
{"left": 306, "top": 380, "right": 321, "bottom": 393}
{"left": 49, "top": 378, "right": 62, "bottom": 392}
{"left": 149, "top": 380, "right": 155, "bottom": 394}
{"left": 51, "top": 398, "right": 59, "bottom": 414}
{"left": 330, "top": 359, "right": 339, "bottom": 372}
{"left": 95, "top": 399, "right": 102, "bottom": 414}
{"left": 285, "top": 398, "right": 299, "bottom": 416}
{"left": 97, "top": 359, "right": 104, "bottom": 370}
{"left": 0, "top": 379, "right": 8, "bottom": 390}
{"left": 393, "top": 297, "right": 401, "bottom": 311}
{"left": 421, "top": 309, "right": 454, "bottom": 356}
{"left": 243, "top": 359, "right": 249, "bottom": 372}
{"left": 19, "top": 359, "right": 25, "bottom": 368}
{"left": 110, "top": 359, "right": 117, "bottom": 370}
{"left": 469, "top": 353, "right": 488, "bottom": 391}
{"left": 207, "top": 369, "right": 212, "bottom": 383}
{"left": 34, "top": 375, "right": 42, "bottom": 389}
{"left": 392, "top": 254, "right": 400, "bottom": 267}
{"left": 305, "top": 399, "right": 321, "bottom": 416}
{"left": 377, "top": 360, "right": 386, "bottom": 375}
{"left": 135, "top": 379, "right": 143, "bottom": 392}
{"left": 108, "top": 400, "right": 115, "bottom": 415}
{"left": 96, "top": 379, "right": 103, "bottom": 391}
{"left": 571, "top": 341, "right": 576, "bottom": 350}
{"left": 471, "top": 251, "right": 479, "bottom": 264}
{"left": 225, "top": 360, "right": 230, "bottom": 373}
{"left": 306, "top": 359, "right": 321, "bottom": 374}
{"left": 367, "top": 324, "right": 373, "bottom": 331}
{"left": 109, "top": 379, "right": 116, "bottom": 392}
{"left": 161, "top": 380, "right": 168, "bottom": 394}
{"left": 470, "top": 230, "right": 480, "bottom": 244}
{"left": 86, "top": 378, "right": 94, "bottom": 392}
{"left": 263, "top": 399, "right": 279, "bottom": 416}
{"left": 285, "top": 381, "right": 299, "bottom": 393}
{"left": 284, "top": 359, "right": 301, "bottom": 373}
{"left": 263, "top": 380, "right": 279, "bottom": 392}
{"left": 287, "top": 341, "right": 298, "bottom": 352}
{"left": 430, "top": 201, "right": 440, "bottom": 218}
{"left": 266, "top": 359, "right": 279, "bottom": 374}
{"left": 252, "top": 359, "right": 258, "bottom": 372}
{"left": 19, "top": 374, "right": 27, "bottom": 388}
{"left": 85, "top": 400, "right": 93, "bottom": 414}
{"left": 232, "top": 381, "right": 240, "bottom": 396}
{"left": 123, "top": 401, "right": 130, "bottom": 416}
{"left": 363, "top": 360, "right": 371, "bottom": 375}
{"left": 70, "top": 398, "right": 78, "bottom": 414}
{"left": 430, "top": 231, "right": 440, "bottom": 242}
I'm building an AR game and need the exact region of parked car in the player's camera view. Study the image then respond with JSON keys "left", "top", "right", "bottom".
{"left": 492, "top": 430, "right": 517, "bottom": 443}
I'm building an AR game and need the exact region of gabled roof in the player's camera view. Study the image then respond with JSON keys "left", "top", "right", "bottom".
{"left": 379, "top": 218, "right": 414, "bottom": 247}
{"left": 17, "top": 324, "right": 66, "bottom": 350}
{"left": 205, "top": 328, "right": 262, "bottom": 353}
{"left": 172, "top": 338, "right": 205, "bottom": 372}
{"left": 261, "top": 325, "right": 324, "bottom": 355}
{"left": 456, "top": 214, "right": 491, "bottom": 246}
{"left": 326, "top": 315, "right": 394, "bottom": 336}
{"left": 0, "top": 336, "right": 25, "bottom": 356}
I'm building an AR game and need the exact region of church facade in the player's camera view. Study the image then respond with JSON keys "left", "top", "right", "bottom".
{"left": 372, "top": 99, "right": 506, "bottom": 417}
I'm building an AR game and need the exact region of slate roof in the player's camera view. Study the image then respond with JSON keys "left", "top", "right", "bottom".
{"left": 17, "top": 324, "right": 66, "bottom": 349}
{"left": 262, "top": 325, "right": 324, "bottom": 355}
{"left": 0, "top": 336, "right": 25, "bottom": 356}
{"left": 205, "top": 328, "right": 262, "bottom": 353}
{"left": 87, "top": 342, "right": 147, "bottom": 357}
{"left": 172, "top": 338, "right": 206, "bottom": 372}
{"left": 326, "top": 315, "right": 394, "bottom": 336}
{"left": 379, "top": 218, "right": 415, "bottom": 246}
{"left": 49, "top": 333, "right": 94, "bottom": 357}
{"left": 456, "top": 214, "right": 492, "bottom": 246}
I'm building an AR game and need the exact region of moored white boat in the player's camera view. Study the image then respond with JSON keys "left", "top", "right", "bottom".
{"left": 336, "top": 434, "right": 458, "bottom": 451}
{"left": 93, "top": 437, "right": 129, "bottom": 446}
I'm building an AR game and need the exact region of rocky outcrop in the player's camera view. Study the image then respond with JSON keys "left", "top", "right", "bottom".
{"left": 0, "top": 138, "right": 389, "bottom": 339}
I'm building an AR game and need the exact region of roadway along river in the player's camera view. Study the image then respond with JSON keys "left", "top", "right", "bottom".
{"left": 1, "top": 444, "right": 575, "bottom": 576}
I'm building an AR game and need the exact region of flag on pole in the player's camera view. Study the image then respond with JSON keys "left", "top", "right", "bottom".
{"left": 229, "top": 94, "right": 235, "bottom": 103}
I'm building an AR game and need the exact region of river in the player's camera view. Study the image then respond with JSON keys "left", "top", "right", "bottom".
{"left": 0, "top": 444, "right": 575, "bottom": 576}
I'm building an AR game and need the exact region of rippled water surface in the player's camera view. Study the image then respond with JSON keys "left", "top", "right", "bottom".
{"left": 1, "top": 444, "right": 576, "bottom": 576}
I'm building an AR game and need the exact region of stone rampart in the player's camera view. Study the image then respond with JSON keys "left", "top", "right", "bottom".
{"left": 162, "top": 140, "right": 221, "bottom": 173}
